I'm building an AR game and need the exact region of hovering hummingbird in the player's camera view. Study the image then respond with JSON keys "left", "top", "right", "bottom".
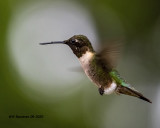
{"left": 40, "top": 35, "right": 151, "bottom": 103}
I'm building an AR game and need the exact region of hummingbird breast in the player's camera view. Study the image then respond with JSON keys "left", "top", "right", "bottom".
{"left": 79, "top": 51, "right": 115, "bottom": 94}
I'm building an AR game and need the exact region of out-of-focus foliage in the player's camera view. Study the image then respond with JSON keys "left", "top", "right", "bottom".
{"left": 0, "top": 0, "right": 160, "bottom": 128}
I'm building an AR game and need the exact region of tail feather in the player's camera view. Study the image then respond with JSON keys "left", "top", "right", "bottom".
{"left": 116, "top": 86, "right": 152, "bottom": 103}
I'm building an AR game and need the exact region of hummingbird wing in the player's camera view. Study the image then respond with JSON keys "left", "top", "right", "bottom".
{"left": 68, "top": 66, "right": 83, "bottom": 72}
{"left": 96, "top": 42, "right": 122, "bottom": 71}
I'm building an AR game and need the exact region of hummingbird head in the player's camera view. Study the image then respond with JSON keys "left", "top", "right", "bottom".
{"left": 40, "top": 35, "right": 95, "bottom": 58}
{"left": 65, "top": 35, "right": 95, "bottom": 58}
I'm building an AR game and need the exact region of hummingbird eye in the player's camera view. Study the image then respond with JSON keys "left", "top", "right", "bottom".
{"left": 71, "top": 39, "right": 78, "bottom": 44}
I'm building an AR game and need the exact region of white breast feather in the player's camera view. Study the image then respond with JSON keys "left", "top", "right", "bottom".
{"left": 104, "top": 82, "right": 117, "bottom": 94}
{"left": 79, "top": 51, "right": 94, "bottom": 82}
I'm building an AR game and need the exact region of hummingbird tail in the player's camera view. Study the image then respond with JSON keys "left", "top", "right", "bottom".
{"left": 116, "top": 86, "right": 152, "bottom": 103}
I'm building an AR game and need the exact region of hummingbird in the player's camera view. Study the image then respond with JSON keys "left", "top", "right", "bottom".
{"left": 40, "top": 35, "right": 152, "bottom": 103}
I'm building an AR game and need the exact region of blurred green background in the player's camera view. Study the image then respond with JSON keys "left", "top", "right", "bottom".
{"left": 1, "top": 0, "right": 160, "bottom": 128}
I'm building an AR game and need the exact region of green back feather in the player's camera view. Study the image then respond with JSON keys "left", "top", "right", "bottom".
{"left": 109, "top": 69, "right": 132, "bottom": 88}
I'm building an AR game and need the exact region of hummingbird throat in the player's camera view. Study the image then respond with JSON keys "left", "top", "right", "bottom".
{"left": 79, "top": 51, "right": 94, "bottom": 65}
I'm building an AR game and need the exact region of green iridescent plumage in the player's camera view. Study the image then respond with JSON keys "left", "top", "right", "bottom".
{"left": 109, "top": 69, "right": 131, "bottom": 88}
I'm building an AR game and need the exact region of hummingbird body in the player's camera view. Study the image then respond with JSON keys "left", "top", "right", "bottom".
{"left": 79, "top": 51, "right": 116, "bottom": 95}
{"left": 40, "top": 35, "right": 152, "bottom": 103}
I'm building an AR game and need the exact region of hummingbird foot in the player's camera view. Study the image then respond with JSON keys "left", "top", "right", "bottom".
{"left": 98, "top": 87, "right": 104, "bottom": 95}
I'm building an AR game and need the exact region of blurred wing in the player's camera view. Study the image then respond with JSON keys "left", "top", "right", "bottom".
{"left": 96, "top": 42, "right": 122, "bottom": 70}
{"left": 68, "top": 66, "right": 83, "bottom": 72}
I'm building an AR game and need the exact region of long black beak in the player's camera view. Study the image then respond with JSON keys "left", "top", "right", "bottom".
{"left": 39, "top": 41, "right": 65, "bottom": 45}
